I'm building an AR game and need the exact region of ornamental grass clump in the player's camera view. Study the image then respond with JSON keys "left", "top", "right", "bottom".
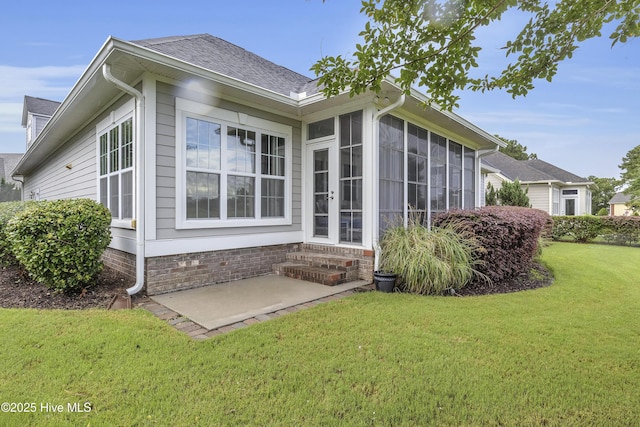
{"left": 378, "top": 217, "right": 483, "bottom": 295}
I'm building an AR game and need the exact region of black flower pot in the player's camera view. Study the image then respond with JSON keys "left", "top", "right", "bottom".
{"left": 373, "top": 271, "right": 396, "bottom": 293}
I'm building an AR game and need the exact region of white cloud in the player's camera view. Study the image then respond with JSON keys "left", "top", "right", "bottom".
{"left": 0, "top": 64, "right": 85, "bottom": 99}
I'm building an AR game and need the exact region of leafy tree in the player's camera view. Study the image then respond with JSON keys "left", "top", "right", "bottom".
{"left": 588, "top": 175, "right": 622, "bottom": 215}
{"left": 485, "top": 181, "right": 498, "bottom": 206}
{"left": 620, "top": 145, "right": 640, "bottom": 208}
{"left": 0, "top": 178, "right": 21, "bottom": 202}
{"left": 497, "top": 179, "right": 530, "bottom": 207}
{"left": 313, "top": 0, "right": 640, "bottom": 110}
{"left": 498, "top": 137, "right": 537, "bottom": 160}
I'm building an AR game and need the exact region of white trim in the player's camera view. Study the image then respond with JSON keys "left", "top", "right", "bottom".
{"left": 145, "top": 231, "right": 303, "bottom": 257}
{"left": 95, "top": 98, "right": 136, "bottom": 228}
{"left": 175, "top": 97, "right": 293, "bottom": 229}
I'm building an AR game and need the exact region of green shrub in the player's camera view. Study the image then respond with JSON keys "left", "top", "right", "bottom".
{"left": 7, "top": 199, "right": 112, "bottom": 292}
{"left": 0, "top": 201, "right": 35, "bottom": 265}
{"left": 596, "top": 208, "right": 609, "bottom": 216}
{"left": 378, "top": 217, "right": 482, "bottom": 295}
{"left": 497, "top": 179, "right": 530, "bottom": 207}
{"left": 552, "top": 216, "right": 603, "bottom": 243}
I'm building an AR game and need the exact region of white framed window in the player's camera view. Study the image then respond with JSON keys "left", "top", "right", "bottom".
{"left": 176, "top": 98, "right": 292, "bottom": 229}
{"left": 96, "top": 100, "right": 135, "bottom": 227}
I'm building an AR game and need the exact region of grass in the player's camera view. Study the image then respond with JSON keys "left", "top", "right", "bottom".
{"left": 1, "top": 242, "right": 639, "bottom": 426}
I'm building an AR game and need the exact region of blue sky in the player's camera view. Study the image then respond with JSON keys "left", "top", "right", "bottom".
{"left": 1, "top": 0, "right": 638, "bottom": 179}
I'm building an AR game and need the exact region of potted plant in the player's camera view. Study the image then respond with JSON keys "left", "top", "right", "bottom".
{"left": 373, "top": 270, "right": 397, "bottom": 293}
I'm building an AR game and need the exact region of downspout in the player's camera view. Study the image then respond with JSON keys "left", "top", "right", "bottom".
{"left": 372, "top": 93, "right": 406, "bottom": 271}
{"left": 102, "top": 64, "right": 145, "bottom": 296}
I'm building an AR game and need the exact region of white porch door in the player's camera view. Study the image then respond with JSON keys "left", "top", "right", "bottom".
{"left": 306, "top": 141, "right": 339, "bottom": 244}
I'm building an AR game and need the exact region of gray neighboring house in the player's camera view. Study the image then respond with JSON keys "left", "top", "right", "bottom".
{"left": 22, "top": 96, "right": 61, "bottom": 148}
{"left": 482, "top": 151, "right": 593, "bottom": 216}
{"left": 0, "top": 154, "right": 23, "bottom": 184}
{"left": 11, "top": 34, "right": 504, "bottom": 296}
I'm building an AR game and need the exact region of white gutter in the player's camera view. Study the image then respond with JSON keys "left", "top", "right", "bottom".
{"left": 372, "top": 93, "right": 406, "bottom": 271}
{"left": 102, "top": 64, "right": 145, "bottom": 296}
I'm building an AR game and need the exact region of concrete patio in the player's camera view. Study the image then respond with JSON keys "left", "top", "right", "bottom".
{"left": 147, "top": 274, "right": 371, "bottom": 335}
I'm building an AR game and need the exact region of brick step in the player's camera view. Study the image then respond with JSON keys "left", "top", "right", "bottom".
{"left": 274, "top": 262, "right": 348, "bottom": 286}
{"left": 285, "top": 251, "right": 358, "bottom": 270}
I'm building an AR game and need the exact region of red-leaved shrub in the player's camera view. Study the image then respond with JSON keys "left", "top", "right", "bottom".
{"left": 433, "top": 207, "right": 552, "bottom": 285}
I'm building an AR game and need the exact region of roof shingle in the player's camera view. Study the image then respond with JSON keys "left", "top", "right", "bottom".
{"left": 131, "top": 34, "right": 316, "bottom": 96}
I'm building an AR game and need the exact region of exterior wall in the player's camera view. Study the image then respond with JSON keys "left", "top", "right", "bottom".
{"left": 153, "top": 81, "right": 303, "bottom": 244}
{"left": 484, "top": 173, "right": 504, "bottom": 191}
{"left": 145, "top": 243, "right": 298, "bottom": 295}
{"left": 22, "top": 127, "right": 97, "bottom": 201}
{"left": 526, "top": 185, "right": 551, "bottom": 214}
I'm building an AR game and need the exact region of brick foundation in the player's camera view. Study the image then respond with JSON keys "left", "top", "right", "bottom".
{"left": 102, "top": 243, "right": 376, "bottom": 296}
{"left": 144, "top": 243, "right": 300, "bottom": 295}
{"left": 102, "top": 247, "right": 136, "bottom": 282}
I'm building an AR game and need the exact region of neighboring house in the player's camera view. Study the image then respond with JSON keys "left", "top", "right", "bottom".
{"left": 11, "top": 34, "right": 504, "bottom": 296}
{"left": 22, "top": 95, "right": 61, "bottom": 148}
{"left": 0, "top": 154, "right": 23, "bottom": 184}
{"left": 482, "top": 151, "right": 592, "bottom": 216}
{"left": 609, "top": 192, "right": 638, "bottom": 216}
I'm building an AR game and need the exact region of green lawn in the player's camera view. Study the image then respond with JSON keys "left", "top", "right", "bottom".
{"left": 1, "top": 242, "right": 639, "bottom": 426}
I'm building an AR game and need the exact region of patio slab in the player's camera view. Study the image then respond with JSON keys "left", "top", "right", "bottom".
{"left": 151, "top": 275, "right": 370, "bottom": 330}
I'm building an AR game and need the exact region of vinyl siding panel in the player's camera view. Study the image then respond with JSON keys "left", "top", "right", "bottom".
{"left": 526, "top": 185, "right": 550, "bottom": 213}
{"left": 23, "top": 127, "right": 97, "bottom": 201}
{"left": 153, "top": 81, "right": 303, "bottom": 241}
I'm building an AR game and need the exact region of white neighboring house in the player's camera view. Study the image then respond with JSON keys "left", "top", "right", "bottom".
{"left": 11, "top": 34, "right": 504, "bottom": 296}
{"left": 482, "top": 151, "right": 593, "bottom": 216}
{"left": 22, "top": 96, "right": 61, "bottom": 149}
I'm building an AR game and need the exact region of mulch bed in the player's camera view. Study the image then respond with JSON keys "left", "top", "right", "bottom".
{"left": 0, "top": 264, "right": 135, "bottom": 310}
{"left": 0, "top": 262, "right": 554, "bottom": 310}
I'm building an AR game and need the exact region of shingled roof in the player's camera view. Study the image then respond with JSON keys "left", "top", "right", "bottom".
{"left": 131, "top": 34, "right": 317, "bottom": 96}
{"left": 21, "top": 96, "right": 61, "bottom": 127}
{"left": 482, "top": 151, "right": 590, "bottom": 184}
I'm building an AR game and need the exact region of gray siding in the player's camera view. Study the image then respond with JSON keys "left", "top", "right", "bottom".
{"left": 154, "top": 81, "right": 303, "bottom": 240}
{"left": 23, "top": 127, "right": 97, "bottom": 201}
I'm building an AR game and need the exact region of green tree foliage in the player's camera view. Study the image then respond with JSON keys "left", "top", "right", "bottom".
{"left": 620, "top": 145, "right": 640, "bottom": 208}
{"left": 588, "top": 175, "right": 622, "bottom": 214}
{"left": 498, "top": 137, "right": 537, "bottom": 160}
{"left": 485, "top": 182, "right": 498, "bottom": 206}
{"left": 498, "top": 179, "right": 530, "bottom": 207}
{"left": 0, "top": 178, "right": 21, "bottom": 202}
{"left": 313, "top": 0, "right": 640, "bottom": 110}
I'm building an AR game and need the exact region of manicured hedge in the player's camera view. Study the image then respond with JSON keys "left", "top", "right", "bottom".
{"left": 0, "top": 201, "right": 35, "bottom": 265}
{"left": 552, "top": 215, "right": 640, "bottom": 245}
{"left": 433, "top": 207, "right": 552, "bottom": 285}
{"left": 7, "top": 199, "right": 112, "bottom": 292}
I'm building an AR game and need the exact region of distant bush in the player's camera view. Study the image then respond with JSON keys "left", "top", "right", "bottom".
{"left": 378, "top": 217, "right": 482, "bottom": 295}
{"left": 7, "top": 199, "right": 112, "bottom": 292}
{"left": 434, "top": 207, "right": 551, "bottom": 285}
{"left": 599, "top": 216, "right": 640, "bottom": 245}
{"left": 551, "top": 216, "right": 640, "bottom": 245}
{"left": 552, "top": 216, "right": 602, "bottom": 243}
{"left": 596, "top": 208, "right": 609, "bottom": 216}
{"left": 0, "top": 201, "right": 34, "bottom": 265}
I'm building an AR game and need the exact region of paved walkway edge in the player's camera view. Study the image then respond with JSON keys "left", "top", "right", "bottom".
{"left": 136, "top": 283, "right": 374, "bottom": 340}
